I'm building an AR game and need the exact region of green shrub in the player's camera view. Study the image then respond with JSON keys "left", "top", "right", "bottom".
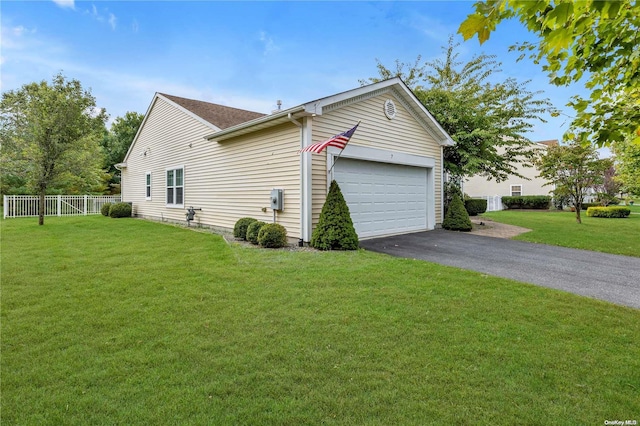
{"left": 311, "top": 180, "right": 359, "bottom": 250}
{"left": 464, "top": 198, "right": 487, "bottom": 216}
{"left": 502, "top": 195, "right": 551, "bottom": 209}
{"left": 233, "top": 217, "right": 257, "bottom": 240}
{"left": 442, "top": 193, "right": 472, "bottom": 231}
{"left": 108, "top": 202, "right": 132, "bottom": 218}
{"left": 246, "top": 221, "right": 267, "bottom": 245}
{"left": 586, "top": 206, "right": 631, "bottom": 218}
{"left": 101, "top": 202, "right": 112, "bottom": 217}
{"left": 257, "top": 223, "right": 288, "bottom": 248}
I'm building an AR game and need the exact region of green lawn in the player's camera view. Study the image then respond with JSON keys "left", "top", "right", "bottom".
{"left": 2, "top": 216, "right": 639, "bottom": 424}
{"left": 482, "top": 209, "right": 640, "bottom": 257}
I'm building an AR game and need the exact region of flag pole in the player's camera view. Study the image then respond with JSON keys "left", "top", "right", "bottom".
{"left": 328, "top": 120, "right": 360, "bottom": 176}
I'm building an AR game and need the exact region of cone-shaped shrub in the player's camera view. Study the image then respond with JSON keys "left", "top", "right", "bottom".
{"left": 442, "top": 193, "right": 472, "bottom": 231}
{"left": 311, "top": 180, "right": 359, "bottom": 250}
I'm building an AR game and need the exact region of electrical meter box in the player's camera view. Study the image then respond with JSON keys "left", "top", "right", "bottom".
{"left": 270, "top": 189, "right": 284, "bottom": 211}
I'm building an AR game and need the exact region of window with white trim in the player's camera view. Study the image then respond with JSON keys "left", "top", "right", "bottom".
{"left": 145, "top": 172, "right": 152, "bottom": 200}
{"left": 166, "top": 167, "right": 184, "bottom": 207}
{"left": 510, "top": 184, "right": 522, "bottom": 196}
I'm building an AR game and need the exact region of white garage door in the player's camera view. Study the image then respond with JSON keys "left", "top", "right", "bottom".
{"left": 334, "top": 158, "right": 428, "bottom": 238}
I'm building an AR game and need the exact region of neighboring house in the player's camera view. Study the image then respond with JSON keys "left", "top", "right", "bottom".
{"left": 463, "top": 140, "right": 556, "bottom": 210}
{"left": 118, "top": 78, "right": 454, "bottom": 242}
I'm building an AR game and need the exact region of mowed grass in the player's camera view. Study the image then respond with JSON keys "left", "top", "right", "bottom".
{"left": 2, "top": 216, "right": 639, "bottom": 425}
{"left": 482, "top": 209, "right": 640, "bottom": 257}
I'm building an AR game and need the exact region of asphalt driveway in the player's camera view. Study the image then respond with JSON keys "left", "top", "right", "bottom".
{"left": 360, "top": 229, "right": 640, "bottom": 310}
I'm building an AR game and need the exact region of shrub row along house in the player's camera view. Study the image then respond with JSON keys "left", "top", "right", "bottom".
{"left": 117, "top": 78, "right": 454, "bottom": 243}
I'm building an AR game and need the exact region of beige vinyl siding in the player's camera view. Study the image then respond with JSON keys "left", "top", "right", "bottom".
{"left": 122, "top": 97, "right": 212, "bottom": 222}
{"left": 311, "top": 93, "right": 444, "bottom": 225}
{"left": 463, "top": 144, "right": 552, "bottom": 198}
{"left": 207, "top": 123, "right": 301, "bottom": 237}
{"left": 122, "top": 97, "right": 302, "bottom": 238}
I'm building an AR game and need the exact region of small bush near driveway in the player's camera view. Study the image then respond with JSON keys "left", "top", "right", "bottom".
{"left": 443, "top": 193, "right": 472, "bottom": 231}
{"left": 465, "top": 198, "right": 487, "bottom": 216}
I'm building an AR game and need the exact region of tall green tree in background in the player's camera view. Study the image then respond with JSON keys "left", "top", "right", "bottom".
{"left": 612, "top": 139, "right": 640, "bottom": 197}
{"left": 101, "top": 111, "right": 144, "bottom": 193}
{"left": 536, "top": 140, "right": 610, "bottom": 223}
{"left": 362, "top": 38, "right": 552, "bottom": 184}
{"left": 0, "top": 73, "right": 107, "bottom": 225}
{"left": 459, "top": 0, "right": 640, "bottom": 148}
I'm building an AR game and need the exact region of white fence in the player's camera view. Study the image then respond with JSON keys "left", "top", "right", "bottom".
{"left": 478, "top": 195, "right": 503, "bottom": 212}
{"left": 3, "top": 195, "right": 122, "bottom": 219}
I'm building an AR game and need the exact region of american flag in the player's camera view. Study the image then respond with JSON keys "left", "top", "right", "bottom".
{"left": 300, "top": 122, "right": 360, "bottom": 154}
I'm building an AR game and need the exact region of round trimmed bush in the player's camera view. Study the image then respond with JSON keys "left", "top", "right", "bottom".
{"left": 246, "top": 221, "right": 267, "bottom": 245}
{"left": 108, "top": 202, "right": 132, "bottom": 218}
{"left": 101, "top": 202, "right": 112, "bottom": 217}
{"left": 442, "top": 193, "right": 472, "bottom": 231}
{"left": 233, "top": 217, "right": 257, "bottom": 240}
{"left": 464, "top": 198, "right": 487, "bottom": 216}
{"left": 257, "top": 223, "right": 287, "bottom": 248}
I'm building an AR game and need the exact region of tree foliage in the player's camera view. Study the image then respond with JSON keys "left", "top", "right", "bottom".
{"left": 101, "top": 111, "right": 144, "bottom": 193}
{"left": 592, "top": 163, "right": 621, "bottom": 206}
{"left": 459, "top": 0, "right": 640, "bottom": 148}
{"left": 361, "top": 38, "right": 552, "bottom": 182}
{"left": 535, "top": 140, "right": 610, "bottom": 223}
{"left": 0, "top": 73, "right": 107, "bottom": 224}
{"left": 612, "top": 139, "right": 640, "bottom": 196}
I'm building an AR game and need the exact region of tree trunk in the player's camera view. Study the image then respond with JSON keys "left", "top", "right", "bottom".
{"left": 574, "top": 202, "right": 582, "bottom": 224}
{"left": 38, "top": 190, "right": 45, "bottom": 225}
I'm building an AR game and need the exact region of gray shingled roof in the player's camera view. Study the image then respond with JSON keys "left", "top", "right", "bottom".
{"left": 160, "top": 93, "right": 266, "bottom": 130}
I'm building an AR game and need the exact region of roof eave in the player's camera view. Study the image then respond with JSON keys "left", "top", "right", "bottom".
{"left": 204, "top": 105, "right": 307, "bottom": 142}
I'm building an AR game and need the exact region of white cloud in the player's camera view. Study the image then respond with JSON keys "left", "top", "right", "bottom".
{"left": 52, "top": 0, "right": 75, "bottom": 9}
{"left": 132, "top": 19, "right": 139, "bottom": 33}
{"left": 84, "top": 4, "right": 117, "bottom": 31}
{"left": 259, "top": 31, "right": 279, "bottom": 56}
{"left": 108, "top": 13, "right": 117, "bottom": 30}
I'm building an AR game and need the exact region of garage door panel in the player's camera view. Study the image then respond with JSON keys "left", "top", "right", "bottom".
{"left": 334, "top": 158, "right": 428, "bottom": 238}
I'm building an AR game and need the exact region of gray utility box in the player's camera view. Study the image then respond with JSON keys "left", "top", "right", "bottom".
{"left": 270, "top": 189, "right": 284, "bottom": 211}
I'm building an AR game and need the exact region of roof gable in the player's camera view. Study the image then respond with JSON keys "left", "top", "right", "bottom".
{"left": 206, "top": 78, "right": 455, "bottom": 146}
{"left": 159, "top": 93, "right": 266, "bottom": 130}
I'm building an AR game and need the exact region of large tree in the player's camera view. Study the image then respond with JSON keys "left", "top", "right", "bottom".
{"left": 535, "top": 140, "right": 610, "bottom": 223}
{"left": 101, "top": 111, "right": 144, "bottom": 193}
{"left": 459, "top": 0, "right": 640, "bottom": 148}
{"left": 361, "top": 39, "right": 552, "bottom": 183}
{"left": 0, "top": 73, "right": 108, "bottom": 224}
{"left": 612, "top": 139, "right": 640, "bottom": 197}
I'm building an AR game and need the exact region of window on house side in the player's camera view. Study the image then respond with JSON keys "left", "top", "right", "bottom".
{"left": 145, "top": 172, "right": 152, "bottom": 200}
{"left": 511, "top": 185, "right": 522, "bottom": 196}
{"left": 166, "top": 167, "right": 184, "bottom": 207}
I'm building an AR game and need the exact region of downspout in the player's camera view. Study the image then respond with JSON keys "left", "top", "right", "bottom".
{"left": 288, "top": 113, "right": 305, "bottom": 246}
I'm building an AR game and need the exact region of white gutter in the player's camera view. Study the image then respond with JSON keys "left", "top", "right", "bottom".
{"left": 204, "top": 106, "right": 306, "bottom": 141}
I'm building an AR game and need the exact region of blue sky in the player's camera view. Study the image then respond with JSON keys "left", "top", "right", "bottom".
{"left": 1, "top": 0, "right": 585, "bottom": 143}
